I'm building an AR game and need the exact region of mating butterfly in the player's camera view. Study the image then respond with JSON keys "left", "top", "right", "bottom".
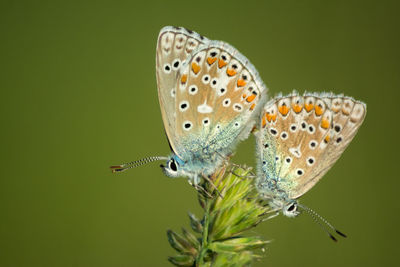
{"left": 111, "top": 26, "right": 268, "bottom": 184}
{"left": 256, "top": 92, "right": 366, "bottom": 240}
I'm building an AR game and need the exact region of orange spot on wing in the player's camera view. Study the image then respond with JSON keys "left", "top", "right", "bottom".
{"left": 321, "top": 118, "right": 330, "bottom": 129}
{"left": 262, "top": 116, "right": 266, "bottom": 127}
{"left": 279, "top": 104, "right": 289, "bottom": 115}
{"left": 237, "top": 79, "right": 247, "bottom": 87}
{"left": 266, "top": 112, "right": 277, "bottom": 122}
{"left": 191, "top": 62, "right": 201, "bottom": 74}
{"left": 242, "top": 94, "right": 247, "bottom": 98}
{"left": 226, "top": 68, "right": 236, "bottom": 76}
{"left": 324, "top": 135, "right": 330, "bottom": 143}
{"left": 305, "top": 103, "right": 314, "bottom": 112}
{"left": 292, "top": 104, "right": 303, "bottom": 113}
{"left": 207, "top": 57, "right": 217, "bottom": 65}
{"left": 250, "top": 103, "right": 256, "bottom": 111}
{"left": 218, "top": 59, "right": 227, "bottom": 68}
{"left": 246, "top": 94, "right": 256, "bottom": 102}
{"left": 180, "top": 74, "right": 187, "bottom": 84}
{"left": 315, "top": 105, "right": 324, "bottom": 116}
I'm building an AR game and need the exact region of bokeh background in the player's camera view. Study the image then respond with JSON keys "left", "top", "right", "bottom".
{"left": 1, "top": 0, "right": 398, "bottom": 266}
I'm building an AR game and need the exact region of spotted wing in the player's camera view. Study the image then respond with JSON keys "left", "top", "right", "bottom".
{"left": 256, "top": 92, "right": 366, "bottom": 199}
{"left": 173, "top": 41, "right": 268, "bottom": 158}
{"left": 156, "top": 26, "right": 208, "bottom": 153}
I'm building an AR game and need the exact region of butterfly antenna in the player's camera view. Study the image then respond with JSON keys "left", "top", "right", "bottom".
{"left": 110, "top": 156, "right": 168, "bottom": 173}
{"left": 298, "top": 204, "right": 346, "bottom": 242}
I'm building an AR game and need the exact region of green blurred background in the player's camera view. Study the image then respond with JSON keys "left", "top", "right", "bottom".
{"left": 1, "top": 0, "right": 398, "bottom": 266}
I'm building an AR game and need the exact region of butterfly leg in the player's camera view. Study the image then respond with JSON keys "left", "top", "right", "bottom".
{"left": 259, "top": 206, "right": 280, "bottom": 218}
{"left": 230, "top": 169, "right": 257, "bottom": 179}
{"left": 214, "top": 151, "right": 256, "bottom": 177}
{"left": 215, "top": 151, "right": 235, "bottom": 167}
{"left": 202, "top": 174, "right": 224, "bottom": 199}
{"left": 262, "top": 211, "right": 280, "bottom": 221}
{"left": 194, "top": 183, "right": 213, "bottom": 198}
{"left": 189, "top": 178, "right": 213, "bottom": 198}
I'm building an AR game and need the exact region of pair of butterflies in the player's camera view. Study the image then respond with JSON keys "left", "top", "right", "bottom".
{"left": 111, "top": 26, "right": 366, "bottom": 229}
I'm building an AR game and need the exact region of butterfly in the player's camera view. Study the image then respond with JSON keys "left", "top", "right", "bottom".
{"left": 255, "top": 91, "right": 366, "bottom": 240}
{"left": 111, "top": 26, "right": 268, "bottom": 185}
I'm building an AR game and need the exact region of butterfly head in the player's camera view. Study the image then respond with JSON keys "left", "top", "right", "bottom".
{"left": 160, "top": 154, "right": 188, "bottom": 178}
{"left": 282, "top": 201, "right": 300, "bottom": 217}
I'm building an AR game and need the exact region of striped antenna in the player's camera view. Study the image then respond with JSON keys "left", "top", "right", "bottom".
{"left": 298, "top": 204, "right": 347, "bottom": 242}
{"left": 110, "top": 156, "right": 168, "bottom": 173}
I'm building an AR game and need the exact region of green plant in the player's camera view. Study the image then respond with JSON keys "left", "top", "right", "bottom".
{"left": 167, "top": 165, "right": 271, "bottom": 267}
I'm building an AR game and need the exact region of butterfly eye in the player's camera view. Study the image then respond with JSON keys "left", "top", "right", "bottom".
{"left": 283, "top": 202, "right": 300, "bottom": 217}
{"left": 287, "top": 203, "right": 297, "bottom": 212}
{"left": 169, "top": 159, "right": 178, "bottom": 172}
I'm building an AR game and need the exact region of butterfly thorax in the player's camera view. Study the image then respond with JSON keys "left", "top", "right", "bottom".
{"left": 257, "top": 180, "right": 300, "bottom": 217}
{"left": 162, "top": 151, "right": 224, "bottom": 184}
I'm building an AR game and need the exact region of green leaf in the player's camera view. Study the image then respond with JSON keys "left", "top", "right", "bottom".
{"left": 188, "top": 212, "right": 203, "bottom": 233}
{"left": 168, "top": 255, "right": 195, "bottom": 267}
{"left": 209, "top": 237, "right": 269, "bottom": 253}
{"left": 211, "top": 251, "right": 253, "bottom": 267}
{"left": 167, "top": 230, "right": 197, "bottom": 256}
{"left": 167, "top": 165, "right": 271, "bottom": 266}
{"left": 182, "top": 227, "right": 200, "bottom": 249}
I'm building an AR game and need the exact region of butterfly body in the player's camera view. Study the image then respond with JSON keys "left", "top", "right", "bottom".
{"left": 156, "top": 26, "right": 268, "bottom": 184}
{"left": 256, "top": 92, "right": 366, "bottom": 216}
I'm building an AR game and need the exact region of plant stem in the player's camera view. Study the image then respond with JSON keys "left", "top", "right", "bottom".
{"left": 167, "top": 166, "right": 270, "bottom": 267}
{"left": 197, "top": 199, "right": 211, "bottom": 266}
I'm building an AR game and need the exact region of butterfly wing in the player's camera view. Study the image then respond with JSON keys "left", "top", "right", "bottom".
{"left": 156, "top": 26, "right": 208, "bottom": 153}
{"left": 173, "top": 41, "right": 268, "bottom": 162}
{"left": 292, "top": 94, "right": 367, "bottom": 198}
{"left": 257, "top": 92, "right": 366, "bottom": 200}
